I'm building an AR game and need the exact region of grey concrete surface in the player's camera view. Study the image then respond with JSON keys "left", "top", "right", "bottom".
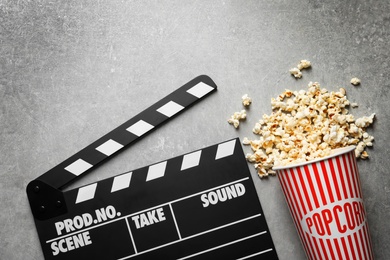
{"left": 1, "top": 0, "right": 389, "bottom": 259}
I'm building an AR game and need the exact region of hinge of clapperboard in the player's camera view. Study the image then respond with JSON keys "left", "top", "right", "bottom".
{"left": 26, "top": 75, "right": 218, "bottom": 221}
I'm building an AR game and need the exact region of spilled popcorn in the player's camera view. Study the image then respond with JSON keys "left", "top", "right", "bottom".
{"left": 228, "top": 94, "right": 252, "bottom": 128}
{"left": 351, "top": 77, "right": 361, "bottom": 86}
{"left": 290, "top": 60, "right": 311, "bottom": 78}
{"left": 297, "top": 60, "right": 311, "bottom": 70}
{"left": 289, "top": 68, "right": 303, "bottom": 79}
{"left": 228, "top": 110, "right": 247, "bottom": 129}
{"left": 244, "top": 81, "right": 376, "bottom": 178}
{"left": 242, "top": 94, "right": 252, "bottom": 107}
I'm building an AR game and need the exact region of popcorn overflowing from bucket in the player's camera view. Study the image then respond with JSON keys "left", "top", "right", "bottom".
{"left": 228, "top": 61, "right": 376, "bottom": 258}
{"left": 244, "top": 81, "right": 376, "bottom": 178}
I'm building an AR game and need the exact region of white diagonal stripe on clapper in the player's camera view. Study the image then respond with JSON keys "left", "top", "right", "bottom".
{"left": 126, "top": 120, "right": 154, "bottom": 137}
{"left": 111, "top": 172, "right": 132, "bottom": 193}
{"left": 76, "top": 183, "right": 97, "bottom": 204}
{"left": 96, "top": 139, "right": 124, "bottom": 156}
{"left": 186, "top": 82, "right": 214, "bottom": 98}
{"left": 65, "top": 159, "right": 93, "bottom": 176}
{"left": 215, "top": 139, "right": 236, "bottom": 160}
{"left": 146, "top": 161, "right": 167, "bottom": 181}
{"left": 181, "top": 150, "right": 202, "bottom": 171}
{"left": 156, "top": 101, "right": 184, "bottom": 118}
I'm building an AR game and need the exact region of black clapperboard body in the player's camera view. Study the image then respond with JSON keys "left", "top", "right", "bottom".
{"left": 27, "top": 75, "right": 278, "bottom": 260}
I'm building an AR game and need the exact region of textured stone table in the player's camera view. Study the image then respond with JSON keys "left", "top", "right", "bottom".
{"left": 1, "top": 1, "right": 389, "bottom": 259}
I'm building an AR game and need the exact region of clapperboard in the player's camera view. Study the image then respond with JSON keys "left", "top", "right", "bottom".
{"left": 27, "top": 75, "right": 278, "bottom": 260}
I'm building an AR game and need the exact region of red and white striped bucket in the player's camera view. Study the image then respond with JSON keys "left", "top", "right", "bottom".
{"left": 274, "top": 146, "right": 374, "bottom": 260}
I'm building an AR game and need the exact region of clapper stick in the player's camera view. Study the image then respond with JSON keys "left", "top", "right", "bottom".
{"left": 27, "top": 75, "right": 217, "bottom": 220}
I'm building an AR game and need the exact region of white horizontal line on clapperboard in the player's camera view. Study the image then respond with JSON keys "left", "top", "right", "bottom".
{"left": 235, "top": 248, "right": 275, "bottom": 260}
{"left": 46, "top": 177, "right": 250, "bottom": 243}
{"left": 118, "top": 214, "right": 265, "bottom": 260}
{"left": 176, "top": 232, "right": 271, "bottom": 260}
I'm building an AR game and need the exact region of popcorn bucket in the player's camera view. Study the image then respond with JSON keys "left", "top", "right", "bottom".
{"left": 273, "top": 146, "right": 374, "bottom": 259}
